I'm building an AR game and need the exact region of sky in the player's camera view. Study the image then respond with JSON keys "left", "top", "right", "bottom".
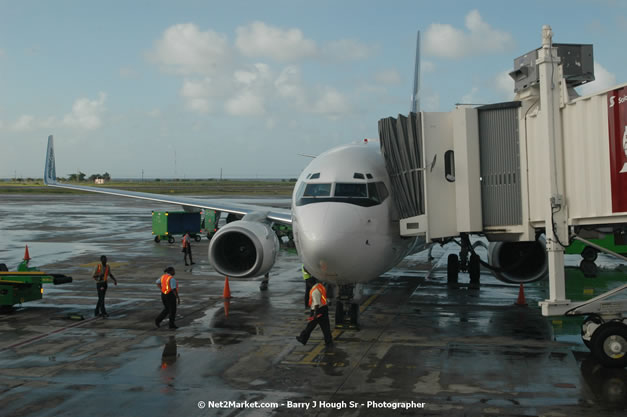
{"left": 1, "top": 0, "right": 626, "bottom": 179}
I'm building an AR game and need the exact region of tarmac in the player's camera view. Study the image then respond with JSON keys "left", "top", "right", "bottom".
{"left": 0, "top": 194, "right": 626, "bottom": 417}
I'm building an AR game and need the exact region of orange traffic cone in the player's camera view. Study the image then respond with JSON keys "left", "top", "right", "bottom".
{"left": 223, "top": 276, "right": 231, "bottom": 299}
{"left": 23, "top": 245, "right": 31, "bottom": 261}
{"left": 516, "top": 284, "right": 527, "bottom": 306}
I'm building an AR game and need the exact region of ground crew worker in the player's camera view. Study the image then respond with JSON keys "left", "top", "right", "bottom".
{"left": 182, "top": 232, "right": 194, "bottom": 266}
{"left": 302, "top": 265, "right": 314, "bottom": 308}
{"left": 93, "top": 255, "right": 117, "bottom": 317}
{"left": 155, "top": 266, "right": 180, "bottom": 329}
{"left": 296, "top": 277, "right": 333, "bottom": 346}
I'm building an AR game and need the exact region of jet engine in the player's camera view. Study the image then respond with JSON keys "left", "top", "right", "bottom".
{"left": 208, "top": 220, "right": 279, "bottom": 278}
{"left": 487, "top": 237, "right": 548, "bottom": 284}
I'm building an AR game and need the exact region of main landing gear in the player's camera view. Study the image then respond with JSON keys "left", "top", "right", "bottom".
{"left": 335, "top": 284, "right": 360, "bottom": 330}
{"left": 582, "top": 316, "right": 627, "bottom": 368}
{"left": 447, "top": 234, "right": 481, "bottom": 289}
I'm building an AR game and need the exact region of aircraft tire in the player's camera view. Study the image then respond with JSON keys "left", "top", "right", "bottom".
{"left": 447, "top": 254, "right": 459, "bottom": 286}
{"left": 591, "top": 322, "right": 627, "bottom": 368}
{"left": 580, "top": 260, "right": 598, "bottom": 278}
{"left": 581, "top": 246, "right": 598, "bottom": 262}
{"left": 469, "top": 253, "right": 480, "bottom": 285}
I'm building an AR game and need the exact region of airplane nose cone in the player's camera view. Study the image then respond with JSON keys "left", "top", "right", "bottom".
{"left": 294, "top": 203, "right": 387, "bottom": 284}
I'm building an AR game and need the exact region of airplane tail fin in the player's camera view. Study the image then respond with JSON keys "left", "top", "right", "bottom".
{"left": 44, "top": 135, "right": 57, "bottom": 185}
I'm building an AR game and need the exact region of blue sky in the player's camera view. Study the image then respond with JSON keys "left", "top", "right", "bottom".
{"left": 1, "top": 0, "right": 626, "bottom": 179}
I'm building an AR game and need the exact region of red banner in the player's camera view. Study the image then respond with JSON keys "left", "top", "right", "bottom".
{"left": 608, "top": 86, "right": 627, "bottom": 213}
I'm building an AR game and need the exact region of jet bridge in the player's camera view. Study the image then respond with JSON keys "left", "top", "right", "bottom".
{"left": 379, "top": 25, "right": 627, "bottom": 367}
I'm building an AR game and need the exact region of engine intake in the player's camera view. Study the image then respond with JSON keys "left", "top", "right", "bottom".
{"left": 208, "top": 220, "right": 279, "bottom": 278}
{"left": 488, "top": 238, "right": 548, "bottom": 284}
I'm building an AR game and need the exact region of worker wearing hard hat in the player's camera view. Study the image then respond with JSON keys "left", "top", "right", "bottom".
{"left": 296, "top": 276, "right": 333, "bottom": 347}
{"left": 93, "top": 255, "right": 117, "bottom": 317}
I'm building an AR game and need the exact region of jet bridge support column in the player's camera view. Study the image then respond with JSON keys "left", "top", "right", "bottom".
{"left": 536, "top": 26, "right": 571, "bottom": 316}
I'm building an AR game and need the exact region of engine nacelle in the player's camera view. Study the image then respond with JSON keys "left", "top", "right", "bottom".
{"left": 208, "top": 220, "right": 279, "bottom": 278}
{"left": 487, "top": 238, "right": 548, "bottom": 284}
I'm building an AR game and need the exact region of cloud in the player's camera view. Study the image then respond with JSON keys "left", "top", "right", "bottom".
{"left": 63, "top": 92, "right": 107, "bottom": 129}
{"left": 424, "top": 10, "right": 514, "bottom": 59}
{"left": 180, "top": 78, "right": 215, "bottom": 113}
{"left": 235, "top": 21, "right": 317, "bottom": 61}
{"left": 149, "top": 23, "right": 231, "bottom": 75}
{"left": 495, "top": 70, "right": 515, "bottom": 99}
{"left": 323, "top": 39, "right": 376, "bottom": 61}
{"left": 12, "top": 115, "right": 35, "bottom": 131}
{"left": 578, "top": 62, "right": 617, "bottom": 96}
{"left": 225, "top": 91, "right": 265, "bottom": 116}
{"left": 233, "top": 63, "right": 272, "bottom": 86}
{"left": 312, "top": 87, "right": 350, "bottom": 118}
{"left": 374, "top": 69, "right": 402, "bottom": 85}
{"left": 274, "top": 66, "right": 306, "bottom": 105}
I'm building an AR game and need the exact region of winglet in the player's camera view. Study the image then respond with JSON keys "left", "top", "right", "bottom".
{"left": 44, "top": 135, "right": 57, "bottom": 185}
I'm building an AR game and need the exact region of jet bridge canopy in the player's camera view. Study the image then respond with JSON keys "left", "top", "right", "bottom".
{"left": 378, "top": 112, "right": 425, "bottom": 220}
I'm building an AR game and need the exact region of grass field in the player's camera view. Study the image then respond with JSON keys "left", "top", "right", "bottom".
{"left": 0, "top": 179, "right": 296, "bottom": 196}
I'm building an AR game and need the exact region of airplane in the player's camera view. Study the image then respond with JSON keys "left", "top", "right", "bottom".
{"left": 43, "top": 133, "right": 546, "bottom": 328}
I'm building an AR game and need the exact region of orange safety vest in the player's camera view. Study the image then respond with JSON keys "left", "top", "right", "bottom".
{"left": 308, "top": 283, "right": 327, "bottom": 307}
{"left": 160, "top": 274, "right": 175, "bottom": 294}
{"left": 182, "top": 235, "right": 190, "bottom": 248}
{"left": 95, "top": 264, "right": 110, "bottom": 281}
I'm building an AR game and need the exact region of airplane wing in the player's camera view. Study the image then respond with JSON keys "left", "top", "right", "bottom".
{"left": 43, "top": 136, "right": 292, "bottom": 224}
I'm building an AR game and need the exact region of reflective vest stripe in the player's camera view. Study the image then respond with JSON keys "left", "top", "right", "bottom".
{"left": 160, "top": 274, "right": 173, "bottom": 294}
{"left": 96, "top": 265, "right": 110, "bottom": 281}
{"left": 182, "top": 235, "right": 189, "bottom": 248}
{"left": 308, "top": 283, "right": 327, "bottom": 307}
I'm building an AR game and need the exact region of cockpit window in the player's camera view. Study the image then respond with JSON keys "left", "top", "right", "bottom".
{"left": 335, "top": 183, "right": 367, "bottom": 198}
{"left": 309, "top": 173, "right": 320, "bottom": 179}
{"left": 296, "top": 181, "right": 389, "bottom": 207}
{"left": 303, "top": 183, "right": 331, "bottom": 197}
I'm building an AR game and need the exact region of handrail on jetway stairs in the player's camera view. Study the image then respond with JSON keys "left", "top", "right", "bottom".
{"left": 378, "top": 112, "right": 425, "bottom": 220}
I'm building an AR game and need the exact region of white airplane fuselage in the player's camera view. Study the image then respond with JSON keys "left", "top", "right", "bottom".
{"left": 291, "top": 141, "right": 423, "bottom": 285}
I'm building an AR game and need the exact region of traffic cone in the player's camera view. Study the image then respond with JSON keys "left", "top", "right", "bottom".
{"left": 23, "top": 245, "right": 31, "bottom": 261}
{"left": 223, "top": 276, "right": 231, "bottom": 299}
{"left": 516, "top": 284, "right": 527, "bottom": 306}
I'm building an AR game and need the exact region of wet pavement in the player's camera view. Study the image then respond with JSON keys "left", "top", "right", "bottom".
{"left": 0, "top": 194, "right": 626, "bottom": 417}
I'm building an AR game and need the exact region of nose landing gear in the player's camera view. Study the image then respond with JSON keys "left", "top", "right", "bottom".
{"left": 335, "top": 284, "right": 360, "bottom": 330}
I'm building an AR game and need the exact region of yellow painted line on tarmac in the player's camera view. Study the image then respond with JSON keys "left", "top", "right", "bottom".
{"left": 360, "top": 284, "right": 387, "bottom": 312}
{"left": 290, "top": 285, "right": 388, "bottom": 366}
